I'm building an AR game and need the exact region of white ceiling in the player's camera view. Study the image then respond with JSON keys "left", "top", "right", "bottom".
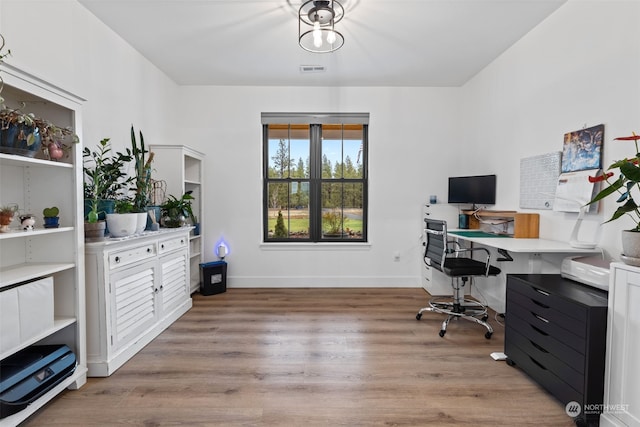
{"left": 78, "top": 0, "right": 567, "bottom": 87}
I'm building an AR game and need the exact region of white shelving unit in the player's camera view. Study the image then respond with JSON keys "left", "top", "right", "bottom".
{"left": 601, "top": 262, "right": 640, "bottom": 427}
{"left": 150, "top": 145, "right": 204, "bottom": 293}
{"left": 0, "top": 64, "right": 87, "bottom": 426}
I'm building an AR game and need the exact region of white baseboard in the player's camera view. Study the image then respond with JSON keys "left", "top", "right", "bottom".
{"left": 226, "top": 275, "right": 422, "bottom": 288}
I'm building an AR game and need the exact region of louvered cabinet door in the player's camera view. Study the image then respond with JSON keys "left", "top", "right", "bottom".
{"left": 109, "top": 261, "right": 157, "bottom": 352}
{"left": 159, "top": 250, "right": 189, "bottom": 314}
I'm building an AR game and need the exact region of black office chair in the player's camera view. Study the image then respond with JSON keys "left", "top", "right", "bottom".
{"left": 416, "top": 218, "right": 501, "bottom": 339}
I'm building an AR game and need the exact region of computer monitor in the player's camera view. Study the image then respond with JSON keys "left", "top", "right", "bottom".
{"left": 447, "top": 174, "right": 496, "bottom": 206}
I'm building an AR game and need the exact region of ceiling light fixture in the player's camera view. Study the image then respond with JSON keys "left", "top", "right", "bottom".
{"left": 299, "top": 0, "right": 344, "bottom": 53}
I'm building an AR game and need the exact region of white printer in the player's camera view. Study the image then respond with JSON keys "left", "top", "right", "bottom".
{"left": 560, "top": 255, "right": 611, "bottom": 291}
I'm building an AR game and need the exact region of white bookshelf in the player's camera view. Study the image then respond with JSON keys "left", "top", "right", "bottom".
{"left": 0, "top": 64, "right": 87, "bottom": 426}
{"left": 149, "top": 145, "right": 205, "bottom": 293}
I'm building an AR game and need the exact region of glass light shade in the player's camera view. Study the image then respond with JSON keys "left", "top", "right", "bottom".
{"left": 298, "top": 0, "right": 344, "bottom": 53}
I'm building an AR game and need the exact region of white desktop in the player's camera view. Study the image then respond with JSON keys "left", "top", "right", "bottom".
{"left": 445, "top": 230, "right": 602, "bottom": 313}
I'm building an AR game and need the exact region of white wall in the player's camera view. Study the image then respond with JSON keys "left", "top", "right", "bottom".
{"left": 461, "top": 0, "right": 640, "bottom": 307}
{"left": 1, "top": 0, "right": 637, "bottom": 291}
{"left": 175, "top": 86, "right": 461, "bottom": 286}
{"left": 0, "top": 0, "right": 178, "bottom": 161}
{"left": 462, "top": 0, "right": 639, "bottom": 259}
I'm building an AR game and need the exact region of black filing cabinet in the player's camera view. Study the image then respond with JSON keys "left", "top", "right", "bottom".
{"left": 505, "top": 274, "right": 608, "bottom": 426}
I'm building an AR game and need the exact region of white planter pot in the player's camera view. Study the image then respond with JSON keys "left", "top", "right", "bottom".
{"left": 135, "top": 212, "right": 148, "bottom": 234}
{"left": 106, "top": 213, "right": 138, "bottom": 238}
{"left": 621, "top": 230, "right": 640, "bottom": 258}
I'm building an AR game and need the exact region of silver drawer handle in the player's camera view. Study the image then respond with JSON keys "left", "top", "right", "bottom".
{"left": 533, "top": 313, "right": 549, "bottom": 323}
{"left": 533, "top": 287, "right": 550, "bottom": 296}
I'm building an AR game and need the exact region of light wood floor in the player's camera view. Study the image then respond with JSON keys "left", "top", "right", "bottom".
{"left": 23, "top": 288, "right": 574, "bottom": 426}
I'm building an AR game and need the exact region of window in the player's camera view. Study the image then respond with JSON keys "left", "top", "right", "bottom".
{"left": 263, "top": 113, "right": 368, "bottom": 242}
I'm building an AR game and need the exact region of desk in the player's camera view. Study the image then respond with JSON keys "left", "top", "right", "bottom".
{"left": 447, "top": 230, "right": 602, "bottom": 313}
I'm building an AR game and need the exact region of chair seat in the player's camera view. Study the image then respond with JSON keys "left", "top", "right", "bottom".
{"left": 442, "top": 257, "right": 501, "bottom": 277}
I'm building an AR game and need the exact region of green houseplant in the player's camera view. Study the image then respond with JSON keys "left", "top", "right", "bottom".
{"left": 130, "top": 126, "right": 154, "bottom": 213}
{"left": 0, "top": 104, "right": 79, "bottom": 159}
{"left": 83, "top": 137, "right": 132, "bottom": 223}
{"left": 160, "top": 191, "right": 194, "bottom": 228}
{"left": 587, "top": 131, "right": 640, "bottom": 258}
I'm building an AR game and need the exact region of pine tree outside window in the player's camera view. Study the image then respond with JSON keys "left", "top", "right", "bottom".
{"left": 262, "top": 113, "right": 368, "bottom": 242}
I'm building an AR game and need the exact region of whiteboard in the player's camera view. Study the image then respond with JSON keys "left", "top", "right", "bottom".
{"left": 520, "top": 152, "right": 562, "bottom": 210}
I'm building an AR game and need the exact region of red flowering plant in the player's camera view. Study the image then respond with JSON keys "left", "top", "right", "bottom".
{"left": 587, "top": 133, "right": 640, "bottom": 231}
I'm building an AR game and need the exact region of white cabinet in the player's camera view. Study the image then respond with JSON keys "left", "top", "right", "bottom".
{"left": 84, "top": 229, "right": 192, "bottom": 377}
{"left": 601, "top": 262, "right": 640, "bottom": 426}
{"left": 150, "top": 145, "right": 204, "bottom": 293}
{"left": 0, "top": 64, "right": 87, "bottom": 426}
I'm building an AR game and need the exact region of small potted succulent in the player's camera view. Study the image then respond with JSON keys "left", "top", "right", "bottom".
{"left": 42, "top": 206, "right": 59, "bottom": 228}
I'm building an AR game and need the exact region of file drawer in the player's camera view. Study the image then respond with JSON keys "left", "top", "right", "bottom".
{"left": 505, "top": 274, "right": 607, "bottom": 426}
{"left": 108, "top": 243, "right": 156, "bottom": 270}
{"left": 158, "top": 235, "right": 188, "bottom": 255}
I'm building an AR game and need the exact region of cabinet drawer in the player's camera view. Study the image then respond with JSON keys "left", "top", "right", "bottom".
{"left": 108, "top": 243, "right": 156, "bottom": 269}
{"left": 506, "top": 327, "right": 584, "bottom": 392}
{"left": 506, "top": 342, "right": 582, "bottom": 406}
{"left": 507, "top": 304, "right": 585, "bottom": 367}
{"left": 507, "top": 289, "right": 586, "bottom": 339}
{"left": 508, "top": 276, "right": 588, "bottom": 322}
{"left": 158, "top": 235, "right": 188, "bottom": 255}
{"left": 508, "top": 298, "right": 585, "bottom": 353}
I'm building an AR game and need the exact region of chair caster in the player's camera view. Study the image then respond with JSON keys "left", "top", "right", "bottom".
{"left": 416, "top": 313, "right": 422, "bottom": 320}
{"left": 481, "top": 315, "right": 489, "bottom": 321}
{"left": 506, "top": 358, "right": 515, "bottom": 367}
{"left": 484, "top": 331, "right": 492, "bottom": 339}
{"left": 438, "top": 330, "right": 446, "bottom": 337}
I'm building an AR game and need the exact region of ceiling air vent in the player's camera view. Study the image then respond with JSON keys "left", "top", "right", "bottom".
{"left": 300, "top": 65, "right": 326, "bottom": 73}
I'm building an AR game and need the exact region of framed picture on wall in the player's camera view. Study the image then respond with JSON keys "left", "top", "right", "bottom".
{"left": 561, "top": 124, "right": 604, "bottom": 172}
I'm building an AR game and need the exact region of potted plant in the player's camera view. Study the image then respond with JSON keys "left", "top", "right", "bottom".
{"left": 0, "top": 104, "right": 78, "bottom": 159}
{"left": 587, "top": 131, "right": 640, "bottom": 261}
{"left": 160, "top": 191, "right": 194, "bottom": 228}
{"left": 130, "top": 126, "right": 154, "bottom": 214}
{"left": 0, "top": 204, "right": 18, "bottom": 232}
{"left": 106, "top": 199, "right": 138, "bottom": 238}
{"left": 42, "top": 206, "right": 60, "bottom": 229}
{"left": 83, "top": 137, "right": 132, "bottom": 224}
{"left": 83, "top": 138, "right": 131, "bottom": 241}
